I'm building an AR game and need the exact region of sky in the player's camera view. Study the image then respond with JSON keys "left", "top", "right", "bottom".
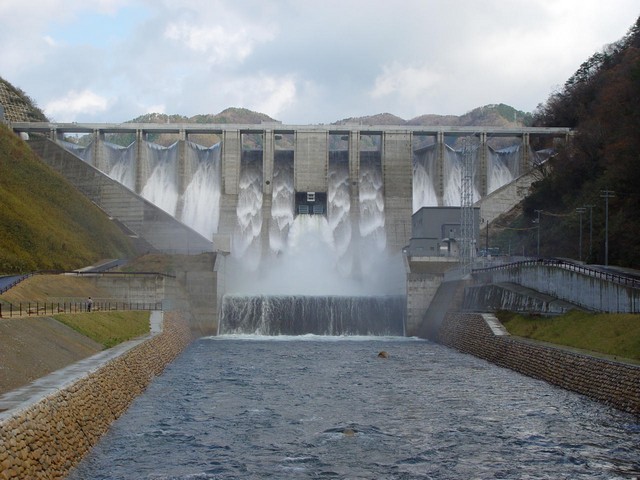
{"left": 1, "top": 0, "right": 638, "bottom": 125}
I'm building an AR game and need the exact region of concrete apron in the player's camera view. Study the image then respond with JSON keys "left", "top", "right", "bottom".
{"left": 0, "top": 311, "right": 163, "bottom": 418}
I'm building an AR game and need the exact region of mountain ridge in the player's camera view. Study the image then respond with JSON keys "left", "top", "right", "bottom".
{"left": 0, "top": 75, "right": 533, "bottom": 128}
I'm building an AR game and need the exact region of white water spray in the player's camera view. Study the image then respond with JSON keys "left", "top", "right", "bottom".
{"left": 328, "top": 159, "right": 353, "bottom": 274}
{"left": 179, "top": 142, "right": 221, "bottom": 239}
{"left": 104, "top": 142, "right": 136, "bottom": 191}
{"left": 232, "top": 158, "right": 263, "bottom": 271}
{"left": 140, "top": 142, "right": 179, "bottom": 216}
{"left": 413, "top": 145, "right": 438, "bottom": 212}
{"left": 487, "top": 145, "right": 519, "bottom": 193}
{"left": 269, "top": 158, "right": 294, "bottom": 254}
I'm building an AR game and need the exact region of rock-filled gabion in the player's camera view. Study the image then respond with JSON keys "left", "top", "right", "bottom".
{"left": 439, "top": 312, "right": 640, "bottom": 415}
{"left": 0, "top": 312, "right": 193, "bottom": 480}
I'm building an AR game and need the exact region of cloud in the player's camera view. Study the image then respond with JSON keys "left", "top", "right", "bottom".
{"left": 1, "top": 0, "right": 637, "bottom": 124}
{"left": 370, "top": 64, "right": 442, "bottom": 100}
{"left": 164, "top": 22, "right": 274, "bottom": 65}
{"left": 45, "top": 90, "right": 109, "bottom": 121}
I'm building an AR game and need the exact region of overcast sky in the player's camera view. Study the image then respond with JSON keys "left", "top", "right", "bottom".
{"left": 1, "top": 0, "right": 637, "bottom": 124}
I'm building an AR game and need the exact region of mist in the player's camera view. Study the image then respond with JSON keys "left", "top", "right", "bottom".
{"left": 225, "top": 215, "right": 406, "bottom": 296}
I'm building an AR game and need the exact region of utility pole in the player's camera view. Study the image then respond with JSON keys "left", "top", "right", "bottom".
{"left": 534, "top": 209, "right": 542, "bottom": 256}
{"left": 600, "top": 190, "right": 615, "bottom": 266}
{"left": 584, "top": 204, "right": 594, "bottom": 262}
{"left": 575, "top": 207, "right": 586, "bottom": 262}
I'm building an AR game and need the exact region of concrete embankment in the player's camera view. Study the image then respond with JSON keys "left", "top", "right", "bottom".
{"left": 438, "top": 312, "right": 640, "bottom": 415}
{"left": 0, "top": 311, "right": 193, "bottom": 480}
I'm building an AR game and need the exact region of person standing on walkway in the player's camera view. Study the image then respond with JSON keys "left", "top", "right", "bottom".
{"left": 87, "top": 297, "right": 93, "bottom": 312}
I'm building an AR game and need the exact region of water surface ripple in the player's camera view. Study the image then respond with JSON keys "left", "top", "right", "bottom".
{"left": 68, "top": 337, "right": 640, "bottom": 479}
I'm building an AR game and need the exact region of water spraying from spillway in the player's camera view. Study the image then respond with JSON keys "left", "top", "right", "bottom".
{"left": 327, "top": 155, "right": 353, "bottom": 275}
{"left": 140, "top": 142, "right": 179, "bottom": 216}
{"left": 104, "top": 142, "right": 136, "bottom": 191}
{"left": 179, "top": 142, "right": 222, "bottom": 239}
{"left": 219, "top": 294, "right": 405, "bottom": 335}
{"left": 269, "top": 156, "right": 295, "bottom": 255}
{"left": 232, "top": 155, "right": 263, "bottom": 270}
{"left": 487, "top": 145, "right": 519, "bottom": 194}
{"left": 412, "top": 144, "right": 438, "bottom": 212}
{"left": 225, "top": 148, "right": 401, "bottom": 296}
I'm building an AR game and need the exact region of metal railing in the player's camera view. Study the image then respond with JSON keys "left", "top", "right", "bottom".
{"left": 0, "top": 269, "right": 176, "bottom": 294}
{"left": 472, "top": 258, "right": 640, "bottom": 289}
{"left": 0, "top": 274, "right": 33, "bottom": 294}
{"left": 0, "top": 301, "right": 163, "bottom": 318}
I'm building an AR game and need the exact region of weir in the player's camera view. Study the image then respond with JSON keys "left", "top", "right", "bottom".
{"left": 219, "top": 295, "right": 406, "bottom": 336}
{"left": 14, "top": 122, "right": 570, "bottom": 335}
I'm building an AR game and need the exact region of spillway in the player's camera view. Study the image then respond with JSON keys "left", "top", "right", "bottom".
{"left": 219, "top": 294, "right": 406, "bottom": 336}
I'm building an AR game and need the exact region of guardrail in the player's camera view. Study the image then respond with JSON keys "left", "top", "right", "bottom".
{"left": 0, "top": 274, "right": 33, "bottom": 295}
{"left": 0, "top": 301, "right": 162, "bottom": 318}
{"left": 472, "top": 258, "right": 640, "bottom": 289}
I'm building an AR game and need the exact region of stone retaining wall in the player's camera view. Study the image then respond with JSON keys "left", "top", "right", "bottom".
{"left": 438, "top": 312, "right": 640, "bottom": 415}
{"left": 0, "top": 312, "right": 193, "bottom": 480}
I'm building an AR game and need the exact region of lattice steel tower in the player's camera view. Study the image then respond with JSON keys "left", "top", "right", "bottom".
{"left": 459, "top": 136, "right": 477, "bottom": 274}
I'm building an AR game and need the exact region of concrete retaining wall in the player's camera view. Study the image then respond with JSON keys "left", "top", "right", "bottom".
{"left": 438, "top": 312, "right": 640, "bottom": 415}
{"left": 463, "top": 282, "right": 581, "bottom": 314}
{"left": 95, "top": 274, "right": 168, "bottom": 304}
{"left": 474, "top": 264, "right": 640, "bottom": 313}
{"left": 0, "top": 312, "right": 192, "bottom": 480}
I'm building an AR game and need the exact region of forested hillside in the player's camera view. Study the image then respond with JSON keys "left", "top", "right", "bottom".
{"left": 495, "top": 17, "right": 640, "bottom": 268}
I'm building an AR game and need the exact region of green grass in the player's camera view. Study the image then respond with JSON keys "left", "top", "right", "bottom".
{"left": 0, "top": 124, "right": 134, "bottom": 274}
{"left": 54, "top": 311, "right": 151, "bottom": 349}
{"left": 496, "top": 310, "right": 640, "bottom": 361}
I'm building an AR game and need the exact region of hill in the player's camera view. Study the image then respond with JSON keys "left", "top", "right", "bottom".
{"left": 334, "top": 104, "right": 533, "bottom": 127}
{"left": 0, "top": 123, "right": 135, "bottom": 273}
{"left": 493, "top": 16, "right": 640, "bottom": 268}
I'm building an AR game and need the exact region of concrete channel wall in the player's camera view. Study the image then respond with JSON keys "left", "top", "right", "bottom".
{"left": 473, "top": 262, "right": 640, "bottom": 313}
{"left": 0, "top": 311, "right": 193, "bottom": 480}
{"left": 438, "top": 312, "right": 640, "bottom": 415}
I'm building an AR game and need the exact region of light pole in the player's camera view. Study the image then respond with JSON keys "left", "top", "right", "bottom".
{"left": 576, "top": 207, "right": 586, "bottom": 262}
{"left": 584, "top": 204, "right": 594, "bottom": 262}
{"left": 600, "top": 190, "right": 615, "bottom": 266}
{"left": 534, "top": 209, "right": 542, "bottom": 256}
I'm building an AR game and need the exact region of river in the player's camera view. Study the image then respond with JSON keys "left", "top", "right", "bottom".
{"left": 67, "top": 336, "right": 640, "bottom": 479}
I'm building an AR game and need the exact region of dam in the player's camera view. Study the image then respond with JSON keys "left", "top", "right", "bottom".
{"left": 13, "top": 122, "right": 570, "bottom": 335}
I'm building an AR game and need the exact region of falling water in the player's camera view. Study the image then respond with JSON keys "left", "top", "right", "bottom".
{"left": 219, "top": 294, "right": 405, "bottom": 335}
{"left": 58, "top": 139, "right": 93, "bottom": 165}
{"left": 179, "top": 142, "right": 221, "bottom": 239}
{"left": 140, "top": 142, "right": 179, "bottom": 216}
{"left": 232, "top": 155, "right": 263, "bottom": 271}
{"left": 358, "top": 157, "right": 386, "bottom": 253}
{"left": 488, "top": 145, "right": 519, "bottom": 193}
{"left": 328, "top": 155, "right": 353, "bottom": 275}
{"left": 443, "top": 145, "right": 480, "bottom": 206}
{"left": 269, "top": 156, "right": 295, "bottom": 254}
{"left": 413, "top": 144, "right": 438, "bottom": 212}
{"left": 443, "top": 145, "right": 462, "bottom": 206}
{"left": 104, "top": 142, "right": 136, "bottom": 191}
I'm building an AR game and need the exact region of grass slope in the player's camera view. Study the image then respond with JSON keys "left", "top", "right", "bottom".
{"left": 0, "top": 124, "right": 134, "bottom": 273}
{"left": 54, "top": 311, "right": 151, "bottom": 348}
{"left": 497, "top": 310, "right": 640, "bottom": 361}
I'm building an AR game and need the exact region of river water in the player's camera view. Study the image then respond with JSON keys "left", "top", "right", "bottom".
{"left": 68, "top": 336, "right": 640, "bottom": 479}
